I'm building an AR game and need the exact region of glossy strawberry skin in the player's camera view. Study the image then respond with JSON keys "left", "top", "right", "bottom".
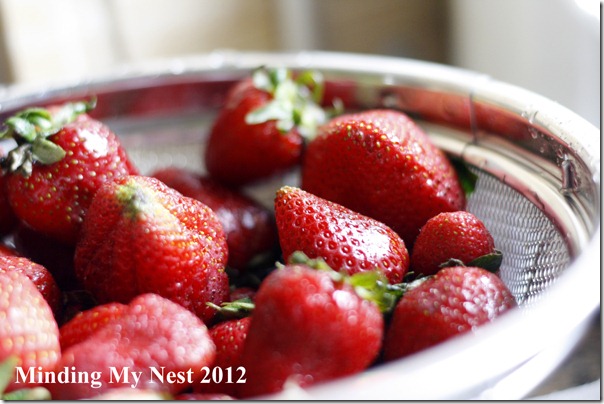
{"left": 74, "top": 175, "right": 230, "bottom": 324}
{"left": 59, "top": 302, "right": 127, "bottom": 351}
{"left": 195, "top": 317, "right": 251, "bottom": 395}
{"left": 47, "top": 293, "right": 216, "bottom": 400}
{"left": 411, "top": 211, "right": 496, "bottom": 276}
{"left": 0, "top": 255, "right": 62, "bottom": 319}
{"left": 383, "top": 266, "right": 516, "bottom": 361}
{"left": 5, "top": 114, "right": 138, "bottom": 246}
{"left": 204, "top": 78, "right": 303, "bottom": 186}
{"left": 302, "top": 109, "right": 465, "bottom": 248}
{"left": 237, "top": 264, "right": 383, "bottom": 398}
{"left": 152, "top": 166, "right": 278, "bottom": 270}
{"left": 0, "top": 270, "right": 61, "bottom": 392}
{"left": 274, "top": 186, "right": 409, "bottom": 284}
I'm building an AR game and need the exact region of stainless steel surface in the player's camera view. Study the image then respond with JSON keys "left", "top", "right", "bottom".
{"left": 0, "top": 51, "right": 599, "bottom": 400}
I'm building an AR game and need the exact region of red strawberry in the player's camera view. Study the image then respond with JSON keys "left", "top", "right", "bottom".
{"left": 47, "top": 293, "right": 216, "bottom": 400}
{"left": 0, "top": 100, "right": 138, "bottom": 246}
{"left": 302, "top": 109, "right": 466, "bottom": 247}
{"left": 152, "top": 166, "right": 278, "bottom": 270}
{"left": 274, "top": 186, "right": 409, "bottom": 284}
{"left": 237, "top": 258, "right": 386, "bottom": 398}
{"left": 0, "top": 172, "right": 17, "bottom": 237}
{"left": 383, "top": 265, "right": 516, "bottom": 361}
{"left": 195, "top": 317, "right": 251, "bottom": 395}
{"left": 0, "top": 271, "right": 60, "bottom": 392}
{"left": 205, "top": 67, "right": 327, "bottom": 186}
{"left": 0, "top": 255, "right": 62, "bottom": 319}
{"left": 411, "top": 211, "right": 500, "bottom": 276}
{"left": 74, "top": 175, "right": 229, "bottom": 323}
{"left": 58, "top": 302, "right": 127, "bottom": 351}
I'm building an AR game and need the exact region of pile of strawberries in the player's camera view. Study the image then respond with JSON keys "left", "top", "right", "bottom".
{"left": 0, "top": 67, "right": 516, "bottom": 400}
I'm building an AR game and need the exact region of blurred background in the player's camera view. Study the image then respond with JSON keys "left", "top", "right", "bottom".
{"left": 0, "top": 0, "right": 600, "bottom": 126}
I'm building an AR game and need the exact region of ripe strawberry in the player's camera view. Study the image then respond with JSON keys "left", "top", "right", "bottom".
{"left": 0, "top": 255, "right": 62, "bottom": 319}
{"left": 383, "top": 265, "right": 516, "bottom": 361}
{"left": 47, "top": 293, "right": 216, "bottom": 400}
{"left": 152, "top": 166, "right": 278, "bottom": 270}
{"left": 302, "top": 109, "right": 466, "bottom": 247}
{"left": 205, "top": 67, "right": 327, "bottom": 186}
{"left": 237, "top": 258, "right": 386, "bottom": 398}
{"left": 0, "top": 100, "right": 138, "bottom": 246}
{"left": 274, "top": 186, "right": 409, "bottom": 284}
{"left": 58, "top": 302, "right": 127, "bottom": 351}
{"left": 0, "top": 271, "right": 60, "bottom": 392}
{"left": 74, "top": 175, "right": 229, "bottom": 323}
{"left": 195, "top": 317, "right": 251, "bottom": 396}
{"left": 411, "top": 211, "right": 500, "bottom": 276}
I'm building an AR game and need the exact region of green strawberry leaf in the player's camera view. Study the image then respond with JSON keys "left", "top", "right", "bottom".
{"left": 450, "top": 157, "right": 478, "bottom": 197}
{"left": 438, "top": 249, "right": 503, "bottom": 273}
{"left": 0, "top": 98, "right": 96, "bottom": 177}
{"left": 0, "top": 356, "right": 18, "bottom": 396}
{"left": 468, "top": 249, "right": 503, "bottom": 273}
{"left": 3, "top": 387, "right": 52, "bottom": 400}
{"left": 32, "top": 137, "right": 67, "bottom": 165}
{"left": 0, "top": 356, "right": 52, "bottom": 400}
{"left": 245, "top": 66, "right": 328, "bottom": 141}
{"left": 287, "top": 251, "right": 416, "bottom": 314}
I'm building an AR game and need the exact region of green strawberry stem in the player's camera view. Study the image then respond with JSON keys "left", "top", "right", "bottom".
{"left": 245, "top": 66, "right": 328, "bottom": 140}
{"left": 0, "top": 98, "right": 96, "bottom": 176}
{"left": 207, "top": 297, "right": 255, "bottom": 320}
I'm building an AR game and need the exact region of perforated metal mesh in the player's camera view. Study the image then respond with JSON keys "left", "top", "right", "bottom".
{"left": 466, "top": 169, "right": 570, "bottom": 306}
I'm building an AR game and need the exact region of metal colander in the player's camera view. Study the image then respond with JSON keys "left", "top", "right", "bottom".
{"left": 0, "top": 51, "right": 599, "bottom": 400}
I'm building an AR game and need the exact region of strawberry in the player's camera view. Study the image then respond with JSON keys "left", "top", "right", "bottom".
{"left": 0, "top": 255, "right": 62, "bottom": 319}
{"left": 301, "top": 109, "right": 466, "bottom": 248}
{"left": 0, "top": 100, "right": 138, "bottom": 246}
{"left": 195, "top": 317, "right": 251, "bottom": 396}
{"left": 204, "top": 67, "right": 327, "bottom": 186}
{"left": 274, "top": 186, "right": 409, "bottom": 284}
{"left": 58, "top": 302, "right": 127, "bottom": 351}
{"left": 152, "top": 166, "right": 279, "bottom": 270}
{"left": 411, "top": 211, "right": 501, "bottom": 276}
{"left": 47, "top": 293, "right": 216, "bottom": 400}
{"left": 74, "top": 175, "right": 229, "bottom": 323}
{"left": 0, "top": 271, "right": 60, "bottom": 392}
{"left": 383, "top": 265, "right": 516, "bottom": 361}
{"left": 237, "top": 256, "right": 387, "bottom": 398}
